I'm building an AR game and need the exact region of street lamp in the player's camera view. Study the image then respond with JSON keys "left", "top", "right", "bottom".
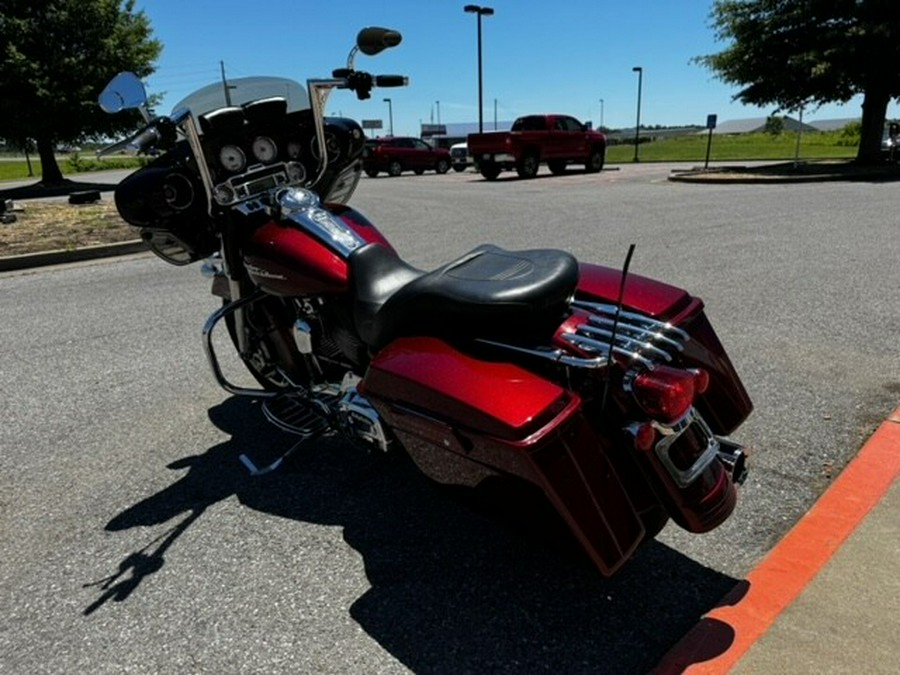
{"left": 436, "top": 100, "right": 441, "bottom": 125}
{"left": 464, "top": 4, "right": 494, "bottom": 134}
{"left": 632, "top": 67, "right": 643, "bottom": 162}
{"left": 598, "top": 98, "right": 604, "bottom": 130}
{"left": 383, "top": 97, "right": 393, "bottom": 136}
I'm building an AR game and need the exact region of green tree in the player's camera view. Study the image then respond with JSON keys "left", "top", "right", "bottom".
{"left": 696, "top": 0, "right": 900, "bottom": 164}
{"left": 0, "top": 0, "right": 161, "bottom": 185}
{"left": 764, "top": 115, "right": 784, "bottom": 136}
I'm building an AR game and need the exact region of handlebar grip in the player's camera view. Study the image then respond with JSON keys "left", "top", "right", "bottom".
{"left": 375, "top": 75, "right": 408, "bottom": 88}
{"left": 128, "top": 125, "right": 162, "bottom": 153}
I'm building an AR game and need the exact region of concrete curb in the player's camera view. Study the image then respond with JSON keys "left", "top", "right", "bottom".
{"left": 651, "top": 406, "right": 900, "bottom": 673}
{"left": 668, "top": 164, "right": 900, "bottom": 184}
{"left": 668, "top": 172, "right": 855, "bottom": 185}
{"left": 0, "top": 240, "right": 147, "bottom": 272}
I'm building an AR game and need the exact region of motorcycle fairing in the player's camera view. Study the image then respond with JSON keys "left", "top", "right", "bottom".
{"left": 360, "top": 336, "right": 646, "bottom": 575}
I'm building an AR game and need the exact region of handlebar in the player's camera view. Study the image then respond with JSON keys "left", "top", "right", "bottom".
{"left": 374, "top": 75, "right": 408, "bottom": 88}
{"left": 97, "top": 117, "right": 176, "bottom": 157}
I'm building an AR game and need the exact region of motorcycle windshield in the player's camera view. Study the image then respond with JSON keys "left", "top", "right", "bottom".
{"left": 171, "top": 76, "right": 310, "bottom": 117}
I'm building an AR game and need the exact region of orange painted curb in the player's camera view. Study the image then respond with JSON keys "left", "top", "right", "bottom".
{"left": 653, "top": 407, "right": 900, "bottom": 674}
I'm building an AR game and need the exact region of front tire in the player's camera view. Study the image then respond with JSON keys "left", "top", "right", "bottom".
{"left": 436, "top": 158, "right": 450, "bottom": 174}
{"left": 223, "top": 297, "right": 301, "bottom": 391}
{"left": 585, "top": 147, "right": 605, "bottom": 173}
{"left": 364, "top": 168, "right": 378, "bottom": 178}
{"left": 387, "top": 160, "right": 403, "bottom": 177}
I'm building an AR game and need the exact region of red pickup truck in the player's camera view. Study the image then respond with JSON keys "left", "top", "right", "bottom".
{"left": 467, "top": 114, "right": 607, "bottom": 180}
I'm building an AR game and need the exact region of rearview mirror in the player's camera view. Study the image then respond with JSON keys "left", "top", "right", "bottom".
{"left": 98, "top": 72, "right": 147, "bottom": 113}
{"left": 356, "top": 27, "right": 402, "bottom": 56}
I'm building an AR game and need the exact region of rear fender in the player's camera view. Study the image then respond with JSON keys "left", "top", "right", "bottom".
{"left": 574, "top": 262, "right": 752, "bottom": 434}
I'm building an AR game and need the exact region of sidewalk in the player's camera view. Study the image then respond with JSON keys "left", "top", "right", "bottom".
{"left": 654, "top": 408, "right": 900, "bottom": 674}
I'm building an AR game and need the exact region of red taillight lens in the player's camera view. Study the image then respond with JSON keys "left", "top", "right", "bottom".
{"left": 632, "top": 421, "right": 657, "bottom": 452}
{"left": 631, "top": 366, "right": 701, "bottom": 424}
{"left": 691, "top": 368, "right": 710, "bottom": 394}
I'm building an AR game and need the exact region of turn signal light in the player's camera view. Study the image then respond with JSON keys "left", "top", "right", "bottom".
{"left": 632, "top": 366, "right": 707, "bottom": 425}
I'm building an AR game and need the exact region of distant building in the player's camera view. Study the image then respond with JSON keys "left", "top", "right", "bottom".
{"left": 421, "top": 121, "right": 515, "bottom": 148}
{"left": 711, "top": 116, "right": 817, "bottom": 134}
{"left": 807, "top": 118, "right": 859, "bottom": 132}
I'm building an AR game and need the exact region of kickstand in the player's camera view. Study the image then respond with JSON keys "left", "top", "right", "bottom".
{"left": 239, "top": 438, "right": 308, "bottom": 477}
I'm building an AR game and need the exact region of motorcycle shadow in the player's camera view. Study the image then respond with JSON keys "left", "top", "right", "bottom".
{"left": 98, "top": 396, "right": 738, "bottom": 673}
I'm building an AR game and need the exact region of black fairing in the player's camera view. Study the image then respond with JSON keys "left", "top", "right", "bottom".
{"left": 114, "top": 143, "right": 217, "bottom": 263}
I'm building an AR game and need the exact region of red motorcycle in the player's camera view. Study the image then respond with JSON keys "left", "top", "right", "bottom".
{"left": 98, "top": 27, "right": 751, "bottom": 576}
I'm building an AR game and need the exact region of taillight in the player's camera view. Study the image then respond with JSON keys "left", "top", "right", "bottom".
{"left": 631, "top": 366, "right": 707, "bottom": 425}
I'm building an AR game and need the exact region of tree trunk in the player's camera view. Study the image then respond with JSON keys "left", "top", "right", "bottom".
{"left": 36, "top": 136, "right": 64, "bottom": 185}
{"left": 856, "top": 88, "right": 890, "bottom": 165}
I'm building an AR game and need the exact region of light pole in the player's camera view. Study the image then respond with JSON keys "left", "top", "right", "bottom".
{"left": 436, "top": 100, "right": 441, "bottom": 125}
{"left": 598, "top": 98, "right": 604, "bottom": 130}
{"left": 632, "top": 67, "right": 643, "bottom": 162}
{"left": 383, "top": 97, "right": 393, "bottom": 136}
{"left": 464, "top": 4, "right": 494, "bottom": 134}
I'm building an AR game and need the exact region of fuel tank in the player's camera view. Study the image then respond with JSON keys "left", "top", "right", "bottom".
{"left": 242, "top": 204, "right": 393, "bottom": 297}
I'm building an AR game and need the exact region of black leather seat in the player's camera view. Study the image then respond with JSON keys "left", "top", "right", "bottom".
{"left": 350, "top": 243, "right": 579, "bottom": 350}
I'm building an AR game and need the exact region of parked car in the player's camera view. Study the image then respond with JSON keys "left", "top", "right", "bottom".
{"left": 449, "top": 142, "right": 472, "bottom": 172}
{"left": 363, "top": 136, "right": 452, "bottom": 177}
{"left": 468, "top": 114, "right": 606, "bottom": 180}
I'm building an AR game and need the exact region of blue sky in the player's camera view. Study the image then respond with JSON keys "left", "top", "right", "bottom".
{"left": 135, "top": 1, "right": 892, "bottom": 136}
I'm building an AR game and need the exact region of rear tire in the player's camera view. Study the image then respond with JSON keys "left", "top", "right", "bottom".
{"left": 364, "top": 168, "right": 378, "bottom": 178}
{"left": 452, "top": 165, "right": 466, "bottom": 173}
{"left": 480, "top": 162, "right": 501, "bottom": 180}
{"left": 387, "top": 160, "right": 403, "bottom": 177}
{"left": 516, "top": 153, "right": 539, "bottom": 179}
{"left": 548, "top": 160, "right": 567, "bottom": 175}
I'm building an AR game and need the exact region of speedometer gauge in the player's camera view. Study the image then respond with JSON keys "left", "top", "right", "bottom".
{"left": 251, "top": 136, "right": 278, "bottom": 163}
{"left": 286, "top": 140, "right": 303, "bottom": 160}
{"left": 218, "top": 145, "right": 246, "bottom": 172}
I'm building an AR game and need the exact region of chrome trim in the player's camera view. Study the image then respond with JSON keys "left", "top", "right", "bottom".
{"left": 717, "top": 438, "right": 749, "bottom": 485}
{"left": 202, "top": 292, "right": 279, "bottom": 399}
{"left": 180, "top": 113, "right": 216, "bottom": 217}
{"left": 276, "top": 187, "right": 365, "bottom": 257}
{"left": 211, "top": 162, "right": 306, "bottom": 206}
{"left": 474, "top": 339, "right": 608, "bottom": 369}
{"left": 653, "top": 408, "right": 719, "bottom": 488}
{"left": 339, "top": 385, "right": 391, "bottom": 453}
{"left": 568, "top": 300, "right": 689, "bottom": 369}
{"left": 307, "top": 77, "right": 346, "bottom": 186}
{"left": 292, "top": 320, "right": 314, "bottom": 354}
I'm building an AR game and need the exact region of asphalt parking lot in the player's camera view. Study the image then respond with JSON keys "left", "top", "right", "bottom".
{"left": 1, "top": 164, "right": 898, "bottom": 673}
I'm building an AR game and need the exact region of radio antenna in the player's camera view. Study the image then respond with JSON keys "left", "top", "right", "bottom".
{"left": 601, "top": 243, "right": 636, "bottom": 410}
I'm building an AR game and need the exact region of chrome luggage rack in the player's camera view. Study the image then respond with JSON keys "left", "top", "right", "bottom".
{"left": 476, "top": 299, "right": 689, "bottom": 371}
{"left": 563, "top": 300, "right": 689, "bottom": 369}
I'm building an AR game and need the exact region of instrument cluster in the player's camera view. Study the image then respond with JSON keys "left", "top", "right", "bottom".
{"left": 197, "top": 97, "right": 363, "bottom": 207}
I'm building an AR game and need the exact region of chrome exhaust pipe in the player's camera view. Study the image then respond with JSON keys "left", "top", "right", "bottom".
{"left": 716, "top": 438, "right": 749, "bottom": 485}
